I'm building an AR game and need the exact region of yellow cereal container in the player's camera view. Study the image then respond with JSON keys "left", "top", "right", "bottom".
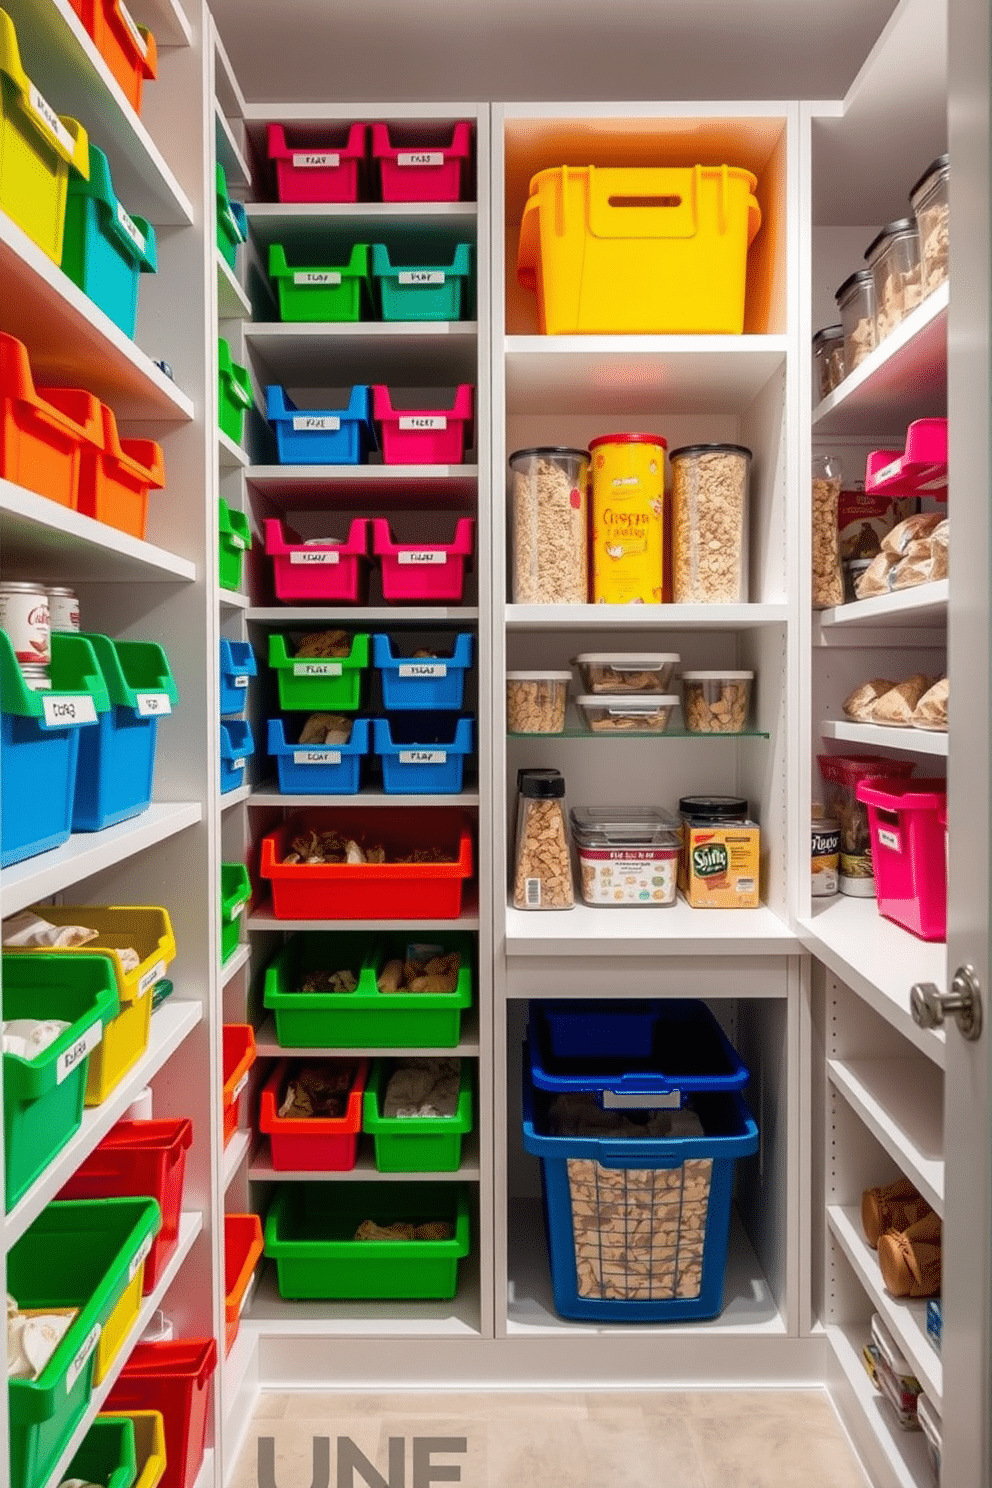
{"left": 590, "top": 433, "right": 666, "bottom": 604}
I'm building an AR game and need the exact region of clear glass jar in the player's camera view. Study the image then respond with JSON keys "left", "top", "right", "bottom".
{"left": 910, "top": 154, "right": 950, "bottom": 297}
{"left": 811, "top": 454, "right": 844, "bottom": 609}
{"left": 509, "top": 446, "right": 589, "bottom": 604}
{"left": 669, "top": 443, "right": 751, "bottom": 604}
{"left": 506, "top": 671, "right": 570, "bottom": 734}
{"left": 865, "top": 218, "right": 923, "bottom": 341}
{"left": 835, "top": 270, "right": 876, "bottom": 373}
{"left": 513, "top": 770, "right": 574, "bottom": 910}
{"left": 812, "top": 325, "right": 845, "bottom": 402}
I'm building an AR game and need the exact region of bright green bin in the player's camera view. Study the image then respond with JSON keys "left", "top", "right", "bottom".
{"left": 218, "top": 337, "right": 251, "bottom": 444}
{"left": 61, "top": 145, "right": 157, "bottom": 340}
{"left": 263, "top": 931, "right": 472, "bottom": 1049}
{"left": 268, "top": 631, "right": 369, "bottom": 712}
{"left": 264, "top": 1182, "right": 470, "bottom": 1300}
{"left": 3, "top": 951, "right": 120, "bottom": 1211}
{"left": 364, "top": 1058, "right": 473, "bottom": 1171}
{"left": 371, "top": 242, "right": 473, "bottom": 322}
{"left": 219, "top": 497, "right": 251, "bottom": 590}
{"left": 269, "top": 242, "right": 371, "bottom": 323}
{"left": 63, "top": 1415, "right": 138, "bottom": 1488}
{"left": 221, "top": 861, "right": 251, "bottom": 962}
{"left": 217, "top": 163, "right": 247, "bottom": 270}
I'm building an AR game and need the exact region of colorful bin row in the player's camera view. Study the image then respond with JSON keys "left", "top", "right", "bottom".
{"left": 1, "top": 333, "right": 165, "bottom": 534}
{"left": 105, "top": 1337, "right": 217, "bottom": 1488}
{"left": 264, "top": 517, "right": 475, "bottom": 604}
{"left": 267, "top": 712, "right": 475, "bottom": 795}
{"left": 216, "top": 162, "right": 247, "bottom": 270}
{"left": 266, "top": 631, "right": 473, "bottom": 712}
{"left": 266, "top": 121, "right": 474, "bottom": 204}
{"left": 220, "top": 716, "right": 254, "bottom": 793}
{"left": 220, "top": 637, "right": 256, "bottom": 714}
{"left": 68, "top": 0, "right": 157, "bottom": 114}
{"left": 265, "top": 383, "right": 473, "bottom": 465}
{"left": 220, "top": 861, "right": 251, "bottom": 961}
{"left": 268, "top": 242, "right": 474, "bottom": 322}
{"left": 219, "top": 496, "right": 251, "bottom": 589}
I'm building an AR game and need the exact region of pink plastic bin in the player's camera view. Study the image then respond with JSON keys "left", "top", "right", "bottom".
{"left": 267, "top": 123, "right": 368, "bottom": 204}
{"left": 370, "top": 121, "right": 473, "bottom": 202}
{"left": 865, "top": 418, "right": 948, "bottom": 499}
{"left": 371, "top": 384, "right": 473, "bottom": 464}
{"left": 371, "top": 517, "right": 475, "bottom": 603}
{"left": 857, "top": 777, "right": 947, "bottom": 941}
{"left": 264, "top": 517, "right": 370, "bottom": 604}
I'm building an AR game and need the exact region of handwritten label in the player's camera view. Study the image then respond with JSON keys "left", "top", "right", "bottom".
{"left": 397, "top": 270, "right": 445, "bottom": 285}
{"left": 234, "top": 675, "right": 250, "bottom": 689}
{"left": 56, "top": 1020, "right": 103, "bottom": 1084}
{"left": 292, "top": 152, "right": 340, "bottom": 168}
{"left": 128, "top": 1230, "right": 154, "bottom": 1283}
{"left": 397, "top": 151, "right": 444, "bottom": 167}
{"left": 232, "top": 1072, "right": 249, "bottom": 1101}
{"left": 877, "top": 826, "right": 902, "bottom": 853}
{"left": 873, "top": 456, "right": 902, "bottom": 485}
{"left": 229, "top": 534, "right": 246, "bottom": 550}
{"left": 232, "top": 898, "right": 247, "bottom": 917}
{"left": 66, "top": 1325, "right": 101, "bottom": 1394}
{"left": 231, "top": 757, "right": 246, "bottom": 772}
{"left": 138, "top": 959, "right": 167, "bottom": 997}
{"left": 399, "top": 750, "right": 446, "bottom": 765}
{"left": 232, "top": 381, "right": 251, "bottom": 407}
{"left": 292, "top": 661, "right": 342, "bottom": 677}
{"left": 136, "top": 692, "right": 172, "bottom": 717}
{"left": 116, "top": 202, "right": 146, "bottom": 256}
{"left": 289, "top": 549, "right": 339, "bottom": 565}
{"left": 292, "top": 415, "right": 340, "bottom": 432}
{"left": 43, "top": 694, "right": 97, "bottom": 728}
{"left": 398, "top": 415, "right": 447, "bottom": 431}
{"left": 116, "top": 0, "right": 149, "bottom": 57}
{"left": 294, "top": 749, "right": 341, "bottom": 765}
{"left": 28, "top": 85, "right": 75, "bottom": 155}
{"left": 398, "top": 663, "right": 447, "bottom": 678}
{"left": 398, "top": 550, "right": 447, "bottom": 565}
{"left": 293, "top": 271, "right": 341, "bottom": 286}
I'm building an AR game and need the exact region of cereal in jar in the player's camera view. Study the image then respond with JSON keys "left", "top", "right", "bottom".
{"left": 507, "top": 671, "right": 570, "bottom": 734}
{"left": 510, "top": 447, "right": 589, "bottom": 604}
{"left": 670, "top": 444, "right": 751, "bottom": 604}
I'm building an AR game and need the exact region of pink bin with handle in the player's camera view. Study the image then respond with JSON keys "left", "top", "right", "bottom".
{"left": 372, "top": 517, "right": 475, "bottom": 603}
{"left": 857, "top": 777, "right": 948, "bottom": 941}
{"left": 370, "top": 122, "right": 473, "bottom": 202}
{"left": 267, "top": 123, "right": 368, "bottom": 204}
{"left": 264, "top": 517, "right": 370, "bottom": 603}
{"left": 372, "top": 384, "right": 473, "bottom": 464}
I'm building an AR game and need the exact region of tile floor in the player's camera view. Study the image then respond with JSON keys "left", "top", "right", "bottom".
{"left": 231, "top": 1389, "right": 871, "bottom": 1487}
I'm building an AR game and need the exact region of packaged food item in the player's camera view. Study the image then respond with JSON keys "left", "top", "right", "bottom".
{"left": 570, "top": 806, "right": 680, "bottom": 907}
{"left": 812, "top": 325, "right": 845, "bottom": 401}
{"left": 510, "top": 447, "right": 589, "bottom": 604}
{"left": 0, "top": 581, "right": 50, "bottom": 666}
{"left": 588, "top": 433, "right": 666, "bottom": 604}
{"left": 812, "top": 455, "right": 844, "bottom": 608}
{"left": 882, "top": 512, "right": 944, "bottom": 558}
{"left": 575, "top": 693, "right": 678, "bottom": 734}
{"left": 843, "top": 558, "right": 873, "bottom": 602}
{"left": 870, "top": 1313, "right": 922, "bottom": 1430}
{"left": 571, "top": 653, "right": 679, "bottom": 695}
{"left": 912, "top": 677, "right": 948, "bottom": 731}
{"left": 838, "top": 484, "right": 910, "bottom": 565}
{"left": 910, "top": 154, "right": 950, "bottom": 297}
{"left": 506, "top": 671, "right": 570, "bottom": 734}
{"left": 843, "top": 678, "right": 895, "bottom": 722}
{"left": 855, "top": 551, "right": 899, "bottom": 599}
{"left": 20, "top": 665, "right": 52, "bottom": 691}
{"left": 835, "top": 270, "right": 876, "bottom": 371}
{"left": 681, "top": 671, "right": 753, "bottom": 734}
{"left": 677, "top": 796, "right": 760, "bottom": 908}
{"left": 513, "top": 769, "right": 574, "bottom": 910}
{"left": 811, "top": 811, "right": 840, "bottom": 897}
{"left": 670, "top": 444, "right": 751, "bottom": 603}
{"left": 817, "top": 754, "right": 915, "bottom": 894}
{"left": 46, "top": 586, "right": 79, "bottom": 633}
{"left": 866, "top": 219, "right": 923, "bottom": 340}
{"left": 870, "top": 674, "right": 935, "bottom": 727}
{"left": 891, "top": 517, "right": 948, "bottom": 589}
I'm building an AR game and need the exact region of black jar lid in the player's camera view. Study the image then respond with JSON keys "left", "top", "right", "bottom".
{"left": 517, "top": 767, "right": 561, "bottom": 792}
{"left": 668, "top": 443, "right": 752, "bottom": 462}
{"left": 509, "top": 446, "right": 588, "bottom": 463}
{"left": 678, "top": 794, "right": 749, "bottom": 821}
{"left": 835, "top": 269, "right": 874, "bottom": 303}
{"left": 812, "top": 324, "right": 843, "bottom": 349}
{"left": 864, "top": 218, "right": 918, "bottom": 262}
{"left": 521, "top": 772, "right": 566, "bottom": 799}
{"left": 910, "top": 153, "right": 950, "bottom": 204}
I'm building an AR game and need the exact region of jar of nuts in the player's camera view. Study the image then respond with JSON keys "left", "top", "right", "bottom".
{"left": 835, "top": 270, "right": 876, "bottom": 373}
{"left": 812, "top": 325, "right": 845, "bottom": 403}
{"left": 506, "top": 671, "right": 570, "bottom": 734}
{"left": 812, "top": 454, "right": 844, "bottom": 609}
{"left": 509, "top": 447, "right": 589, "bottom": 604}
{"left": 910, "top": 154, "right": 950, "bottom": 297}
{"left": 865, "top": 219, "right": 923, "bottom": 341}
{"left": 681, "top": 671, "right": 754, "bottom": 734}
{"left": 670, "top": 443, "right": 751, "bottom": 604}
{"left": 513, "top": 769, "right": 574, "bottom": 910}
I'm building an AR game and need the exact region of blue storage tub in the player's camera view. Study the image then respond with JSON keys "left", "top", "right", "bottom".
{"left": 220, "top": 639, "right": 257, "bottom": 715}
{"left": 522, "top": 1071, "right": 759, "bottom": 1322}
{"left": 266, "top": 384, "right": 373, "bottom": 465}
{"left": 72, "top": 634, "right": 178, "bottom": 833}
{"left": 373, "top": 714, "right": 474, "bottom": 795}
{"left": 221, "top": 717, "right": 254, "bottom": 793}
{"left": 267, "top": 716, "right": 370, "bottom": 796}
{"left": 61, "top": 145, "right": 157, "bottom": 339}
{"left": 373, "top": 632, "right": 473, "bottom": 711}
{"left": 0, "top": 631, "right": 109, "bottom": 867}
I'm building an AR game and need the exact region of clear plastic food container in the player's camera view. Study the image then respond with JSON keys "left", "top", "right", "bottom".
{"left": 570, "top": 652, "right": 679, "bottom": 695}
{"left": 509, "top": 446, "right": 589, "bottom": 604}
{"left": 865, "top": 218, "right": 923, "bottom": 341}
{"left": 917, "top": 1392, "right": 941, "bottom": 1480}
{"left": 669, "top": 443, "right": 751, "bottom": 603}
{"left": 506, "top": 671, "right": 570, "bottom": 734}
{"left": 513, "top": 769, "right": 574, "bottom": 910}
{"left": 812, "top": 325, "right": 845, "bottom": 402}
{"left": 575, "top": 693, "right": 678, "bottom": 734}
{"left": 835, "top": 270, "right": 876, "bottom": 372}
{"left": 910, "top": 154, "right": 950, "bottom": 297}
{"left": 681, "top": 671, "right": 754, "bottom": 734}
{"left": 570, "top": 806, "right": 681, "bottom": 907}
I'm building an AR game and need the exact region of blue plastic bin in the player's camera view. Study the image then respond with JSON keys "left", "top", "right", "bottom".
{"left": 373, "top": 714, "right": 474, "bottom": 795}
{"left": 220, "top": 639, "right": 257, "bottom": 715}
{"left": 371, "top": 242, "right": 474, "bottom": 322}
{"left": 61, "top": 146, "right": 157, "bottom": 338}
{"left": 221, "top": 718, "right": 254, "bottom": 793}
{"left": 72, "top": 635, "right": 178, "bottom": 833}
{"left": 267, "top": 716, "right": 370, "bottom": 795}
{"left": 266, "top": 384, "right": 373, "bottom": 465}
{"left": 373, "top": 632, "right": 473, "bottom": 711}
{"left": 0, "top": 631, "right": 109, "bottom": 867}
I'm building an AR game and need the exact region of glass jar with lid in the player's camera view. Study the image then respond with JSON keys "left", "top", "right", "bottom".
{"left": 812, "top": 325, "right": 845, "bottom": 402}
{"left": 513, "top": 769, "right": 574, "bottom": 910}
{"left": 910, "top": 154, "right": 950, "bottom": 297}
{"left": 570, "top": 806, "right": 680, "bottom": 907}
{"left": 865, "top": 219, "right": 923, "bottom": 341}
{"left": 669, "top": 443, "right": 751, "bottom": 604}
{"left": 509, "top": 446, "right": 589, "bottom": 604}
{"left": 835, "top": 270, "right": 876, "bottom": 373}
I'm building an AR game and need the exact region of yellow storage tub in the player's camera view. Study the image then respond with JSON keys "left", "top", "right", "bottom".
{"left": 0, "top": 7, "right": 89, "bottom": 262}
{"left": 517, "top": 163, "right": 761, "bottom": 335}
{"left": 103, "top": 1410, "right": 167, "bottom": 1488}
{"left": 95, "top": 1250, "right": 146, "bottom": 1383}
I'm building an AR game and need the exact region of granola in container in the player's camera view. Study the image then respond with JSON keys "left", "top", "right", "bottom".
{"left": 574, "top": 694, "right": 678, "bottom": 734}
{"left": 812, "top": 325, "right": 845, "bottom": 402}
{"left": 510, "top": 447, "right": 589, "bottom": 604}
{"left": 910, "top": 154, "right": 950, "bottom": 297}
{"left": 670, "top": 443, "right": 751, "bottom": 603}
{"left": 865, "top": 219, "right": 923, "bottom": 341}
{"left": 570, "top": 653, "right": 679, "bottom": 695}
{"left": 506, "top": 671, "right": 570, "bottom": 734}
{"left": 835, "top": 270, "right": 877, "bottom": 373}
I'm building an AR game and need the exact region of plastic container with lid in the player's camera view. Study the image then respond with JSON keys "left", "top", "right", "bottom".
{"left": 670, "top": 444, "right": 751, "bottom": 603}
{"left": 575, "top": 693, "right": 678, "bottom": 734}
{"left": 812, "top": 453, "right": 844, "bottom": 609}
{"left": 835, "top": 270, "right": 877, "bottom": 373}
{"left": 910, "top": 154, "right": 950, "bottom": 298}
{"left": 513, "top": 770, "right": 573, "bottom": 910}
{"left": 866, "top": 218, "right": 923, "bottom": 341}
{"left": 857, "top": 776, "right": 947, "bottom": 941}
{"left": 812, "top": 325, "right": 845, "bottom": 402}
{"left": 509, "top": 446, "right": 589, "bottom": 604}
{"left": 571, "top": 806, "right": 680, "bottom": 907}
{"left": 589, "top": 433, "right": 666, "bottom": 604}
{"left": 917, "top": 1391, "right": 941, "bottom": 1478}
{"left": 571, "top": 652, "right": 679, "bottom": 695}
{"left": 506, "top": 671, "right": 570, "bottom": 734}
{"left": 681, "top": 671, "right": 753, "bottom": 734}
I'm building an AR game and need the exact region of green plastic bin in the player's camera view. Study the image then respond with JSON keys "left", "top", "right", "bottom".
{"left": 62, "top": 1415, "right": 138, "bottom": 1488}
{"left": 219, "top": 497, "right": 251, "bottom": 590}
{"left": 364, "top": 1057, "right": 473, "bottom": 1171}
{"left": 371, "top": 242, "right": 473, "bottom": 322}
{"left": 61, "top": 145, "right": 157, "bottom": 339}
{"left": 216, "top": 163, "right": 247, "bottom": 270}
{"left": 8, "top": 1196, "right": 161, "bottom": 1488}
{"left": 3, "top": 951, "right": 120, "bottom": 1210}
{"left": 264, "top": 1182, "right": 470, "bottom": 1300}
{"left": 218, "top": 337, "right": 251, "bottom": 444}
{"left": 268, "top": 242, "right": 371, "bottom": 323}
{"left": 268, "top": 631, "right": 369, "bottom": 712}
{"left": 263, "top": 931, "right": 472, "bottom": 1049}
{"left": 221, "top": 861, "right": 251, "bottom": 962}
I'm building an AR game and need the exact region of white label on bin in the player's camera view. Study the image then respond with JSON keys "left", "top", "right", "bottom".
{"left": 398, "top": 415, "right": 447, "bottom": 431}
{"left": 234, "top": 675, "right": 250, "bottom": 689}
{"left": 232, "top": 1072, "right": 249, "bottom": 1100}
{"left": 398, "top": 550, "right": 447, "bottom": 565}
{"left": 398, "top": 663, "right": 447, "bottom": 678}
{"left": 289, "top": 549, "right": 339, "bottom": 565}
{"left": 56, "top": 1020, "right": 103, "bottom": 1085}
{"left": 229, "top": 534, "right": 246, "bottom": 550}
{"left": 136, "top": 692, "right": 172, "bottom": 717}
{"left": 293, "top": 661, "right": 342, "bottom": 677}
{"left": 293, "top": 271, "right": 341, "bottom": 286}
{"left": 877, "top": 826, "right": 903, "bottom": 853}
{"left": 66, "top": 1325, "right": 101, "bottom": 1394}
{"left": 292, "top": 415, "right": 340, "bottom": 432}
{"left": 873, "top": 456, "right": 902, "bottom": 486}
{"left": 294, "top": 749, "right": 342, "bottom": 765}
{"left": 231, "top": 758, "right": 246, "bottom": 771}
{"left": 128, "top": 1230, "right": 154, "bottom": 1283}
{"left": 28, "top": 85, "right": 74, "bottom": 155}
{"left": 42, "top": 694, "right": 97, "bottom": 728}
{"left": 292, "top": 152, "right": 340, "bottom": 168}
{"left": 138, "top": 959, "right": 167, "bottom": 998}
{"left": 397, "top": 151, "right": 443, "bottom": 167}
{"left": 116, "top": 0, "right": 149, "bottom": 57}
{"left": 602, "top": 1089, "right": 681, "bottom": 1110}
{"left": 232, "top": 898, "right": 247, "bottom": 917}
{"left": 398, "top": 271, "right": 445, "bottom": 285}
{"left": 399, "top": 750, "right": 446, "bottom": 765}
{"left": 116, "top": 202, "right": 146, "bottom": 256}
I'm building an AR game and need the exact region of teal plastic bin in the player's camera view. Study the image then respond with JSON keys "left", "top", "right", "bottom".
{"left": 371, "top": 242, "right": 473, "bottom": 321}
{"left": 61, "top": 146, "right": 157, "bottom": 338}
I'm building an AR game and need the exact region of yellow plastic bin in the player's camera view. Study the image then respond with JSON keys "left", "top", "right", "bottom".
{"left": 0, "top": 8, "right": 89, "bottom": 262}
{"left": 517, "top": 164, "right": 761, "bottom": 335}
{"left": 105, "top": 1410, "right": 167, "bottom": 1488}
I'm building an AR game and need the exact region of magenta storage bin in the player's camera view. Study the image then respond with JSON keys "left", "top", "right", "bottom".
{"left": 371, "top": 385, "right": 473, "bottom": 465}
{"left": 264, "top": 517, "right": 370, "bottom": 604}
{"left": 370, "top": 122, "right": 473, "bottom": 203}
{"left": 857, "top": 777, "right": 948, "bottom": 941}
{"left": 267, "top": 123, "right": 367, "bottom": 203}
{"left": 865, "top": 418, "right": 948, "bottom": 500}
{"left": 371, "top": 517, "right": 475, "bottom": 603}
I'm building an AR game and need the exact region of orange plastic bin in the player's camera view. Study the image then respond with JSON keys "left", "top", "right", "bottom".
{"left": 68, "top": 0, "right": 157, "bottom": 115}
{"left": 0, "top": 332, "right": 102, "bottom": 507}
{"left": 76, "top": 402, "right": 165, "bottom": 538}
{"left": 222, "top": 1023, "right": 256, "bottom": 1146}
{"left": 224, "top": 1212, "right": 264, "bottom": 1354}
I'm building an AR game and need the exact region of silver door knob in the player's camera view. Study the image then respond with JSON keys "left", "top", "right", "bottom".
{"left": 911, "top": 966, "right": 983, "bottom": 1041}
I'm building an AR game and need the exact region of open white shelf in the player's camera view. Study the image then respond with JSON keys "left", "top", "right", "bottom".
{"left": 217, "top": 252, "right": 252, "bottom": 320}
{"left": 225, "top": 1127, "right": 252, "bottom": 1191}
{"left": 192, "top": 1451, "right": 216, "bottom": 1488}
{"left": 247, "top": 466, "right": 479, "bottom": 507}
{"left": 0, "top": 479, "right": 196, "bottom": 583}
{"left": 216, "top": 101, "right": 252, "bottom": 188}
{"left": 220, "top": 588, "right": 252, "bottom": 610}
{"left": 221, "top": 784, "right": 252, "bottom": 809}
{"left": 827, "top": 1056, "right": 944, "bottom": 1215}
{"left": 244, "top": 1260, "right": 482, "bottom": 1337}
{"left": 506, "top": 602, "right": 788, "bottom": 631}
{"left": 817, "top": 581, "right": 948, "bottom": 632}
{"left": 245, "top": 321, "right": 478, "bottom": 383}
{"left": 253, "top": 1008, "right": 481, "bottom": 1059}
{"left": 247, "top": 606, "right": 478, "bottom": 623}
{"left": 222, "top": 942, "right": 252, "bottom": 986}
{"left": 505, "top": 899, "right": 795, "bottom": 958}
{"left": 249, "top": 1132, "right": 481, "bottom": 1183}
{"left": 243, "top": 201, "right": 478, "bottom": 248}
{"left": 828, "top": 1322, "right": 934, "bottom": 1488}
{"left": 249, "top": 783, "right": 481, "bottom": 808}
{"left": 128, "top": 0, "right": 193, "bottom": 46}
{"left": 249, "top": 902, "right": 481, "bottom": 933}
{"left": 820, "top": 721, "right": 948, "bottom": 757}
{"left": 219, "top": 430, "right": 251, "bottom": 468}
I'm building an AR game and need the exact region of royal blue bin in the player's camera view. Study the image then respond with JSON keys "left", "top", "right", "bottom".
{"left": 267, "top": 716, "right": 370, "bottom": 795}
{"left": 372, "top": 714, "right": 473, "bottom": 795}
{"left": 372, "top": 632, "right": 473, "bottom": 711}
{"left": 220, "top": 639, "right": 257, "bottom": 715}
{"left": 221, "top": 718, "right": 254, "bottom": 792}
{"left": 266, "top": 384, "right": 373, "bottom": 465}
{"left": 61, "top": 146, "right": 157, "bottom": 339}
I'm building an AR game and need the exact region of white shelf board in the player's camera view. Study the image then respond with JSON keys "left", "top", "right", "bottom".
{"left": 827, "top": 1204, "right": 941, "bottom": 1406}
{"left": 0, "top": 802, "right": 202, "bottom": 917}
{"left": 37, "top": 1211, "right": 203, "bottom": 1488}
{"left": 221, "top": 784, "right": 252, "bottom": 810}
{"left": 223, "top": 1327, "right": 256, "bottom": 1423}
{"left": 253, "top": 1009, "right": 481, "bottom": 1060}
{"left": 505, "top": 602, "right": 788, "bottom": 631}
{"left": 2, "top": 0, "right": 193, "bottom": 225}
{"left": 505, "top": 335, "right": 788, "bottom": 415}
{"left": 0, "top": 479, "right": 196, "bottom": 583}
{"left": 505, "top": 898, "right": 796, "bottom": 958}
{"left": 224, "top": 1127, "right": 252, "bottom": 1191}
{"left": 4, "top": 1001, "right": 201, "bottom": 1245}
{"left": 220, "top": 588, "right": 251, "bottom": 611}
{"left": 191, "top": 1450, "right": 215, "bottom": 1488}
{"left": 799, "top": 898, "right": 945, "bottom": 1067}
{"left": 243, "top": 1259, "right": 481, "bottom": 1337}
{"left": 217, "top": 252, "right": 252, "bottom": 320}
{"left": 245, "top": 322, "right": 478, "bottom": 383}
{"left": 222, "top": 942, "right": 252, "bottom": 985}
{"left": 244, "top": 201, "right": 478, "bottom": 250}
{"left": 0, "top": 211, "right": 193, "bottom": 422}
{"left": 506, "top": 1202, "right": 784, "bottom": 1337}
{"left": 827, "top": 1322, "right": 933, "bottom": 1488}
{"left": 247, "top": 606, "right": 478, "bottom": 624}
{"left": 125, "top": 0, "right": 192, "bottom": 46}
{"left": 821, "top": 720, "right": 948, "bottom": 757}
{"left": 249, "top": 902, "right": 480, "bottom": 933}
{"left": 249, "top": 783, "right": 480, "bottom": 808}
{"left": 216, "top": 102, "right": 252, "bottom": 188}
{"left": 827, "top": 1056, "right": 944, "bottom": 1216}
{"left": 219, "top": 430, "right": 251, "bottom": 468}
{"left": 812, "top": 285, "right": 947, "bottom": 436}
{"left": 818, "top": 581, "right": 948, "bottom": 631}
{"left": 246, "top": 466, "right": 478, "bottom": 508}
{"left": 249, "top": 1132, "right": 481, "bottom": 1183}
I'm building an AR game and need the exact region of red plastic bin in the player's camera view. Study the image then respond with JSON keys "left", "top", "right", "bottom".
{"left": 67, "top": 0, "right": 158, "bottom": 114}
{"left": 259, "top": 807, "right": 474, "bottom": 920}
{"left": 0, "top": 332, "right": 103, "bottom": 508}
{"left": 857, "top": 777, "right": 948, "bottom": 941}
{"left": 224, "top": 1212, "right": 264, "bottom": 1354}
{"left": 267, "top": 122, "right": 367, "bottom": 203}
{"left": 370, "top": 121, "right": 473, "bottom": 202}
{"left": 76, "top": 402, "right": 165, "bottom": 539}
{"left": 105, "top": 1338, "right": 217, "bottom": 1488}
{"left": 55, "top": 1117, "right": 192, "bottom": 1293}
{"left": 222, "top": 1023, "right": 256, "bottom": 1146}
{"left": 371, "top": 516, "right": 474, "bottom": 603}
{"left": 371, "top": 384, "right": 473, "bottom": 464}
{"left": 264, "top": 516, "right": 370, "bottom": 604}
{"left": 259, "top": 1057, "right": 369, "bottom": 1172}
